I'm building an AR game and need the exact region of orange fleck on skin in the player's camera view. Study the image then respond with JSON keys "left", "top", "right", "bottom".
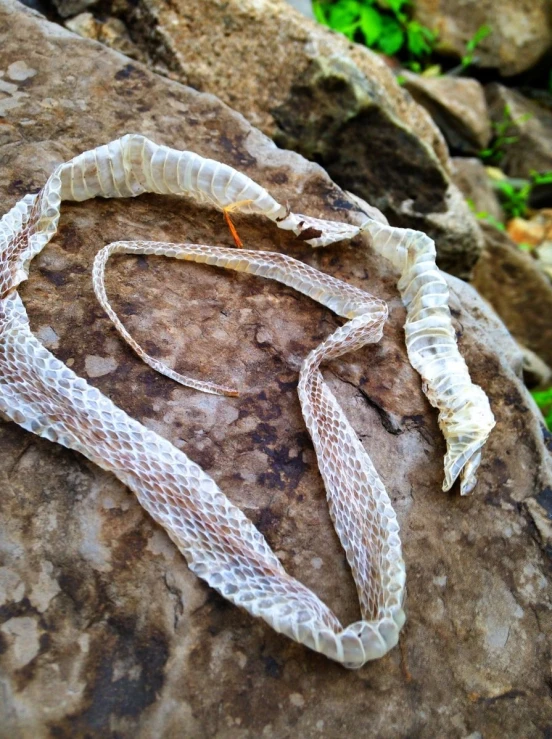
{"left": 223, "top": 209, "right": 244, "bottom": 248}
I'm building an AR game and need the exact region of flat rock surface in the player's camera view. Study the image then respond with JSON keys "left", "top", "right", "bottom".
{"left": 1, "top": 2, "right": 552, "bottom": 737}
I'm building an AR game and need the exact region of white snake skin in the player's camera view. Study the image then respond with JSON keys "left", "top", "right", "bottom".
{"left": 0, "top": 135, "right": 495, "bottom": 667}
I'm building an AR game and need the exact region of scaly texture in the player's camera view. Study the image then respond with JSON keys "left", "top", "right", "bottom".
{"left": 0, "top": 135, "right": 494, "bottom": 666}
{"left": 359, "top": 218, "right": 495, "bottom": 494}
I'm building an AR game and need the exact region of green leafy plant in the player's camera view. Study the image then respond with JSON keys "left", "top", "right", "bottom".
{"left": 495, "top": 179, "right": 532, "bottom": 219}
{"left": 480, "top": 105, "right": 533, "bottom": 165}
{"left": 492, "top": 170, "right": 552, "bottom": 219}
{"left": 313, "top": 0, "right": 437, "bottom": 63}
{"left": 532, "top": 171, "right": 552, "bottom": 186}
{"left": 532, "top": 387, "right": 552, "bottom": 429}
{"left": 460, "top": 25, "right": 491, "bottom": 70}
{"left": 466, "top": 198, "right": 505, "bottom": 231}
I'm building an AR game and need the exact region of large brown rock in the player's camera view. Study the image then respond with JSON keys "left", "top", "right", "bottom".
{"left": 472, "top": 224, "right": 552, "bottom": 367}
{"left": 1, "top": 1, "right": 551, "bottom": 736}
{"left": 412, "top": 0, "right": 552, "bottom": 76}
{"left": 94, "top": 0, "right": 484, "bottom": 277}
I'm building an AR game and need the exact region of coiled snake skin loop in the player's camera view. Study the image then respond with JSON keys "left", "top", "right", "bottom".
{"left": 0, "top": 135, "right": 495, "bottom": 667}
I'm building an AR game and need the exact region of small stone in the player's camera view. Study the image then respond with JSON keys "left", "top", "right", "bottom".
{"left": 507, "top": 217, "right": 545, "bottom": 248}
{"left": 7, "top": 60, "right": 36, "bottom": 81}
{"left": 0, "top": 617, "right": 41, "bottom": 669}
{"left": 289, "top": 693, "right": 305, "bottom": 707}
{"left": 84, "top": 354, "right": 118, "bottom": 377}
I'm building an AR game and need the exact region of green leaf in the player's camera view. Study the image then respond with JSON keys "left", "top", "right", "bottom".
{"left": 385, "top": 0, "right": 410, "bottom": 12}
{"left": 328, "top": 1, "right": 361, "bottom": 38}
{"left": 406, "top": 21, "right": 435, "bottom": 57}
{"left": 479, "top": 148, "right": 493, "bottom": 159}
{"left": 328, "top": 1, "right": 360, "bottom": 27}
{"left": 312, "top": 2, "right": 329, "bottom": 25}
{"left": 532, "top": 387, "right": 552, "bottom": 429}
{"left": 377, "top": 16, "right": 404, "bottom": 55}
{"left": 531, "top": 170, "right": 552, "bottom": 185}
{"left": 359, "top": 5, "right": 382, "bottom": 45}
{"left": 466, "top": 24, "right": 491, "bottom": 52}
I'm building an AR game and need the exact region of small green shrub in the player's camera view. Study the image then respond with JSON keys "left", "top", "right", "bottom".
{"left": 313, "top": 0, "right": 437, "bottom": 63}
{"left": 466, "top": 198, "right": 505, "bottom": 231}
{"left": 480, "top": 105, "right": 533, "bottom": 165}
{"left": 532, "top": 171, "right": 552, "bottom": 187}
{"left": 460, "top": 25, "right": 491, "bottom": 70}
{"left": 495, "top": 179, "right": 532, "bottom": 219}
{"left": 532, "top": 387, "right": 552, "bottom": 429}
{"left": 493, "top": 170, "right": 552, "bottom": 220}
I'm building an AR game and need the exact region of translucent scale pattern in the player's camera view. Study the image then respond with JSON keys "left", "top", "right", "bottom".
{"left": 0, "top": 135, "right": 494, "bottom": 667}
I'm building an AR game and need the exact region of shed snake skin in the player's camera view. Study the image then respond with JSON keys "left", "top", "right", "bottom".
{"left": 0, "top": 135, "right": 495, "bottom": 667}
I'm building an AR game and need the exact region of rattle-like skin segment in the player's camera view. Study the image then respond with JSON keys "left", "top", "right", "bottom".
{"left": 359, "top": 220, "right": 496, "bottom": 495}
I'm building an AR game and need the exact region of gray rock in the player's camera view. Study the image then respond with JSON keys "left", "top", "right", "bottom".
{"left": 403, "top": 74, "right": 492, "bottom": 155}
{"left": 451, "top": 157, "right": 504, "bottom": 223}
{"left": 65, "top": 12, "right": 146, "bottom": 61}
{"left": 52, "top": 0, "right": 97, "bottom": 18}
{"left": 472, "top": 224, "right": 552, "bottom": 367}
{"left": 0, "top": 1, "right": 551, "bottom": 735}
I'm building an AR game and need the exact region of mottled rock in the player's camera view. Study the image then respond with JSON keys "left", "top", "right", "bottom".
{"left": 536, "top": 240, "right": 552, "bottom": 280}
{"left": 109, "top": 0, "right": 483, "bottom": 276}
{"left": 486, "top": 84, "right": 552, "bottom": 178}
{"left": 412, "top": 0, "right": 552, "bottom": 76}
{"left": 1, "top": 1, "right": 551, "bottom": 736}
{"left": 519, "top": 343, "right": 552, "bottom": 389}
{"left": 52, "top": 0, "right": 96, "bottom": 18}
{"left": 65, "top": 12, "right": 145, "bottom": 61}
{"left": 403, "top": 73, "right": 491, "bottom": 155}
{"left": 472, "top": 224, "right": 552, "bottom": 367}
{"left": 451, "top": 157, "right": 504, "bottom": 223}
